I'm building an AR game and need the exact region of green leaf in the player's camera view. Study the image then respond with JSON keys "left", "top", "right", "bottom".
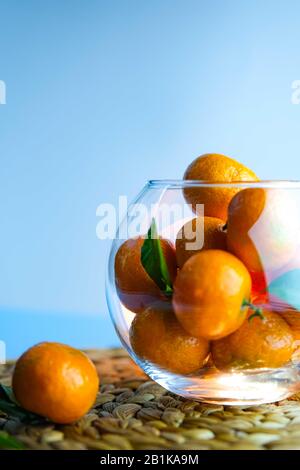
{"left": 141, "top": 219, "right": 173, "bottom": 296}
{"left": 0, "top": 398, "right": 43, "bottom": 424}
{"left": 268, "top": 269, "right": 300, "bottom": 310}
{"left": 0, "top": 431, "right": 24, "bottom": 450}
{"left": 0, "top": 384, "right": 18, "bottom": 404}
{"left": 0, "top": 385, "right": 44, "bottom": 424}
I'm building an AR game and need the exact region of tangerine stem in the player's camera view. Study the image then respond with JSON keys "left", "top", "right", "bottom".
{"left": 242, "top": 299, "right": 265, "bottom": 321}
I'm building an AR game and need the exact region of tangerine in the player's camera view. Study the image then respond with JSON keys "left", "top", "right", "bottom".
{"left": 12, "top": 342, "right": 99, "bottom": 424}
{"left": 279, "top": 310, "right": 300, "bottom": 341}
{"left": 211, "top": 310, "right": 294, "bottom": 370}
{"left": 172, "top": 250, "right": 251, "bottom": 340}
{"left": 175, "top": 216, "right": 227, "bottom": 268}
{"left": 183, "top": 153, "right": 259, "bottom": 220}
{"left": 227, "top": 188, "right": 300, "bottom": 274}
{"left": 115, "top": 237, "right": 177, "bottom": 314}
{"left": 130, "top": 303, "right": 209, "bottom": 374}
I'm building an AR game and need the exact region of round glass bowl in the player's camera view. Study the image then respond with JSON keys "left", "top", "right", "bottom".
{"left": 106, "top": 180, "right": 300, "bottom": 405}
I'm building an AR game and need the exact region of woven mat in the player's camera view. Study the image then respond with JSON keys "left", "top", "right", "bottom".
{"left": 1, "top": 348, "right": 300, "bottom": 450}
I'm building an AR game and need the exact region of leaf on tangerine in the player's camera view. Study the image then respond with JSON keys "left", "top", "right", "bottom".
{"left": 141, "top": 218, "right": 173, "bottom": 296}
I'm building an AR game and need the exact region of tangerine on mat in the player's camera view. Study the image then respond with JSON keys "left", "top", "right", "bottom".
{"left": 12, "top": 342, "right": 99, "bottom": 424}
{"left": 211, "top": 310, "right": 294, "bottom": 370}
{"left": 175, "top": 216, "right": 227, "bottom": 268}
{"left": 183, "top": 153, "right": 259, "bottom": 220}
{"left": 129, "top": 304, "right": 209, "bottom": 374}
{"left": 115, "top": 237, "right": 177, "bottom": 314}
{"left": 227, "top": 188, "right": 300, "bottom": 274}
{"left": 172, "top": 250, "right": 251, "bottom": 340}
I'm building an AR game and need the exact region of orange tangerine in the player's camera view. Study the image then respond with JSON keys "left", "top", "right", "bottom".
{"left": 227, "top": 188, "right": 300, "bottom": 274}
{"left": 183, "top": 153, "right": 259, "bottom": 220}
{"left": 130, "top": 303, "right": 209, "bottom": 374}
{"left": 12, "top": 342, "right": 99, "bottom": 424}
{"left": 172, "top": 250, "right": 251, "bottom": 340}
{"left": 175, "top": 216, "right": 227, "bottom": 268}
{"left": 115, "top": 237, "right": 177, "bottom": 314}
{"left": 211, "top": 310, "right": 294, "bottom": 370}
{"left": 279, "top": 310, "right": 300, "bottom": 341}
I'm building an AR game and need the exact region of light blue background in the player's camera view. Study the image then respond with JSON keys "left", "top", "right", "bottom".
{"left": 1, "top": 0, "right": 300, "bottom": 357}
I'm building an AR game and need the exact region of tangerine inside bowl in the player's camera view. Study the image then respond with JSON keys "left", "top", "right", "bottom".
{"left": 106, "top": 180, "right": 300, "bottom": 405}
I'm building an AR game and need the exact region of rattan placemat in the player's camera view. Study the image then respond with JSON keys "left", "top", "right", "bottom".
{"left": 1, "top": 348, "right": 300, "bottom": 450}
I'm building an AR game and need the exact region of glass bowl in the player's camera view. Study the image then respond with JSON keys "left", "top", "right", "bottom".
{"left": 106, "top": 180, "right": 300, "bottom": 405}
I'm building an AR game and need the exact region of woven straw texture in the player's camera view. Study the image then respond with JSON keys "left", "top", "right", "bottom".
{"left": 1, "top": 348, "right": 300, "bottom": 450}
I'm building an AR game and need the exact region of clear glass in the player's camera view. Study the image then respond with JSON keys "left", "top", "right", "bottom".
{"left": 106, "top": 180, "right": 300, "bottom": 405}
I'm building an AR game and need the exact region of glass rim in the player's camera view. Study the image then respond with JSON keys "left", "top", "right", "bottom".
{"left": 148, "top": 179, "right": 300, "bottom": 189}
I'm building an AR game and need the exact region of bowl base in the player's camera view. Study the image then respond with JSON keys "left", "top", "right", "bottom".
{"left": 142, "top": 361, "right": 300, "bottom": 406}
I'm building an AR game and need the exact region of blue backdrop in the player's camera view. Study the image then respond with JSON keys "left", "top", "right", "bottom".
{"left": 1, "top": 0, "right": 300, "bottom": 357}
